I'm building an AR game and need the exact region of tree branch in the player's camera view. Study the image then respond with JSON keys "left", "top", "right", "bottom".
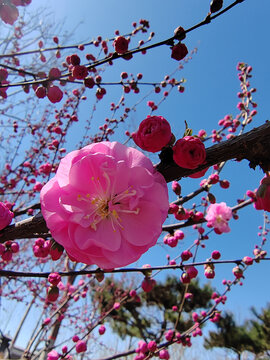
{"left": 157, "top": 121, "right": 270, "bottom": 182}
{"left": 0, "top": 122, "right": 268, "bottom": 242}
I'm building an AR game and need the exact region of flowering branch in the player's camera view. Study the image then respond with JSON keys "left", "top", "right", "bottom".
{"left": 157, "top": 121, "right": 270, "bottom": 182}
{"left": 1, "top": 257, "right": 269, "bottom": 279}
{"left": 0, "top": 121, "right": 267, "bottom": 242}
{"left": 0, "top": 0, "right": 245, "bottom": 90}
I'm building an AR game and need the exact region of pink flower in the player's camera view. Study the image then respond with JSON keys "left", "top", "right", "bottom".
{"left": 48, "top": 272, "right": 61, "bottom": 286}
{"left": 0, "top": 202, "right": 13, "bottom": 230}
{"left": 75, "top": 340, "right": 87, "bottom": 353}
{"left": 132, "top": 116, "right": 172, "bottom": 153}
{"left": 0, "top": 4, "right": 19, "bottom": 25}
{"left": 254, "top": 176, "right": 270, "bottom": 212}
{"left": 98, "top": 325, "right": 106, "bottom": 335}
{"left": 171, "top": 43, "right": 188, "bottom": 61}
{"left": 47, "top": 85, "right": 63, "bottom": 103}
{"left": 141, "top": 277, "right": 156, "bottom": 292}
{"left": 72, "top": 65, "right": 88, "bottom": 80}
{"left": 172, "top": 136, "right": 206, "bottom": 169}
{"left": 205, "top": 202, "right": 232, "bottom": 234}
{"left": 40, "top": 141, "right": 169, "bottom": 269}
{"left": 159, "top": 349, "right": 170, "bottom": 359}
{"left": 46, "top": 286, "right": 59, "bottom": 302}
{"left": 47, "top": 350, "right": 59, "bottom": 360}
{"left": 172, "top": 181, "right": 181, "bottom": 195}
{"left": 113, "top": 36, "right": 129, "bottom": 54}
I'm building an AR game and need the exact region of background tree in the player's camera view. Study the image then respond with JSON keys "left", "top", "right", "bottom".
{"left": 92, "top": 276, "right": 214, "bottom": 343}
{"left": 204, "top": 305, "right": 270, "bottom": 359}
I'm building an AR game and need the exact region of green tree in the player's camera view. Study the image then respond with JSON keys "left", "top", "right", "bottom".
{"left": 92, "top": 275, "right": 214, "bottom": 343}
{"left": 204, "top": 304, "right": 270, "bottom": 359}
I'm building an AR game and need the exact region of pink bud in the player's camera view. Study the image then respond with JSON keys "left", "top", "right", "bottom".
{"left": 242, "top": 256, "right": 253, "bottom": 265}
{"left": 75, "top": 340, "right": 87, "bottom": 353}
{"left": 211, "top": 250, "right": 221, "bottom": 260}
{"left": 98, "top": 325, "right": 106, "bottom": 335}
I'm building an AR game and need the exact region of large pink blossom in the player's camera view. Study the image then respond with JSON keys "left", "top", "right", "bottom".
{"left": 40, "top": 142, "right": 169, "bottom": 269}
{"left": 205, "top": 202, "right": 232, "bottom": 234}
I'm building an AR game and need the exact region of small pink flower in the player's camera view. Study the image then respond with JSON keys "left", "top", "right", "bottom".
{"left": 48, "top": 272, "right": 61, "bottom": 286}
{"left": 47, "top": 350, "right": 59, "bottom": 360}
{"left": 148, "top": 340, "right": 157, "bottom": 352}
{"left": 49, "top": 67, "right": 61, "bottom": 79}
{"left": 172, "top": 136, "right": 206, "bottom": 169}
{"left": 254, "top": 176, "right": 270, "bottom": 212}
{"left": 159, "top": 349, "right": 170, "bottom": 359}
{"left": 141, "top": 277, "right": 156, "bottom": 292}
{"left": 0, "top": 4, "right": 19, "bottom": 25}
{"left": 72, "top": 335, "right": 79, "bottom": 342}
{"left": 43, "top": 317, "right": 51, "bottom": 325}
{"left": 72, "top": 65, "right": 88, "bottom": 80}
{"left": 204, "top": 267, "right": 215, "bottom": 279}
{"left": 172, "top": 181, "right": 181, "bottom": 195}
{"left": 113, "top": 302, "right": 121, "bottom": 310}
{"left": 180, "top": 272, "right": 190, "bottom": 284}
{"left": 211, "top": 250, "right": 221, "bottom": 260}
{"left": 232, "top": 265, "right": 243, "bottom": 279}
{"left": 40, "top": 142, "right": 168, "bottom": 269}
{"left": 136, "top": 340, "right": 148, "bottom": 354}
{"left": 76, "top": 340, "right": 87, "bottom": 353}
{"left": 171, "top": 43, "right": 188, "bottom": 61}
{"left": 46, "top": 286, "right": 59, "bottom": 302}
{"left": 47, "top": 85, "right": 63, "bottom": 103}
{"left": 205, "top": 202, "right": 232, "bottom": 234}
{"left": 242, "top": 256, "right": 253, "bottom": 265}
{"left": 165, "top": 329, "right": 174, "bottom": 341}
{"left": 98, "top": 325, "right": 106, "bottom": 335}
{"left": 185, "top": 266, "right": 198, "bottom": 279}
{"left": 132, "top": 116, "right": 172, "bottom": 153}
{"left": 0, "top": 202, "right": 13, "bottom": 230}
{"left": 113, "top": 36, "right": 129, "bottom": 54}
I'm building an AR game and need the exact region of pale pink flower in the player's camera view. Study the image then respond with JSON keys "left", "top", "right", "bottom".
{"left": 47, "top": 350, "right": 59, "bottom": 360}
{"left": 205, "top": 202, "right": 232, "bottom": 234}
{"left": 40, "top": 141, "right": 168, "bottom": 269}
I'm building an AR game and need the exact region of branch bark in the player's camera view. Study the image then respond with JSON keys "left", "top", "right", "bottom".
{"left": 1, "top": 122, "right": 269, "bottom": 242}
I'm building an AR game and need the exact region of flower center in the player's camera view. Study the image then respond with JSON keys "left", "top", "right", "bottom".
{"left": 77, "top": 173, "right": 140, "bottom": 232}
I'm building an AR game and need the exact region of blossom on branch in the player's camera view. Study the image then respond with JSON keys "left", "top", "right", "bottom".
{"left": 132, "top": 115, "right": 172, "bottom": 152}
{"left": 40, "top": 142, "right": 169, "bottom": 269}
{"left": 205, "top": 202, "right": 232, "bottom": 234}
{"left": 172, "top": 136, "right": 206, "bottom": 169}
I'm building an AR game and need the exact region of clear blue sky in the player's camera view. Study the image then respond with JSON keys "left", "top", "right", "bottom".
{"left": 2, "top": 1, "right": 270, "bottom": 358}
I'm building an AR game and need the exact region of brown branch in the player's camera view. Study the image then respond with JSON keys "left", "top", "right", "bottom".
{"left": 0, "top": 122, "right": 268, "bottom": 242}
{"left": 1, "top": 258, "right": 269, "bottom": 279}
{"left": 157, "top": 121, "right": 270, "bottom": 182}
{"left": 0, "top": 212, "right": 49, "bottom": 243}
{"left": 162, "top": 198, "right": 253, "bottom": 232}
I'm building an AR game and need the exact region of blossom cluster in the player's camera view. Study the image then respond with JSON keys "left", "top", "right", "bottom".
{"left": 132, "top": 115, "right": 207, "bottom": 172}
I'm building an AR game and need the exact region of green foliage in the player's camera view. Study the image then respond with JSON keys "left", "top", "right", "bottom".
{"left": 204, "top": 304, "right": 270, "bottom": 359}
{"left": 92, "top": 275, "right": 214, "bottom": 343}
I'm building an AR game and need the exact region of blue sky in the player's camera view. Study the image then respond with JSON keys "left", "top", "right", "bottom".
{"left": 2, "top": 0, "right": 270, "bottom": 358}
